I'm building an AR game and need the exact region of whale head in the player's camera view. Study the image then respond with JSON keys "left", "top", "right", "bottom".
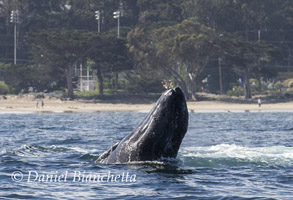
{"left": 97, "top": 87, "right": 189, "bottom": 164}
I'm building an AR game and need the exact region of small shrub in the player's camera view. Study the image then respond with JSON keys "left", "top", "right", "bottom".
{"left": 284, "top": 79, "right": 293, "bottom": 88}
{"left": 0, "top": 82, "right": 10, "bottom": 95}
{"left": 274, "top": 81, "right": 284, "bottom": 89}
{"left": 249, "top": 79, "right": 258, "bottom": 85}
{"left": 226, "top": 86, "right": 245, "bottom": 97}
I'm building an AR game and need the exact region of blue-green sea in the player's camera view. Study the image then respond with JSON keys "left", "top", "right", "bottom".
{"left": 0, "top": 112, "right": 292, "bottom": 199}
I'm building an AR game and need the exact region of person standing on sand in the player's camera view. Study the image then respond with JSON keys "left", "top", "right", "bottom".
{"left": 36, "top": 100, "right": 39, "bottom": 108}
{"left": 41, "top": 100, "right": 44, "bottom": 109}
{"left": 258, "top": 98, "right": 262, "bottom": 107}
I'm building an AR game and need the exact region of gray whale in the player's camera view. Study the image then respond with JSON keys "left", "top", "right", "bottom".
{"left": 96, "top": 87, "right": 188, "bottom": 164}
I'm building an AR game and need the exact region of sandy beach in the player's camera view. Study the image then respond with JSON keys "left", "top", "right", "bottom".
{"left": 0, "top": 94, "right": 292, "bottom": 113}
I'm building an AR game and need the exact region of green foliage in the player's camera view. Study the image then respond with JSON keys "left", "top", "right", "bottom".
{"left": 277, "top": 72, "right": 293, "bottom": 80}
{"left": 226, "top": 87, "right": 245, "bottom": 97}
{"left": 87, "top": 36, "right": 131, "bottom": 73}
{"left": 250, "top": 81, "right": 268, "bottom": 96}
{"left": 28, "top": 29, "right": 108, "bottom": 98}
{"left": 125, "top": 69, "right": 165, "bottom": 94}
{"left": 0, "top": 0, "right": 292, "bottom": 99}
{"left": 2, "top": 64, "right": 54, "bottom": 93}
{"left": 137, "top": 0, "right": 182, "bottom": 24}
{"left": 197, "top": 62, "right": 238, "bottom": 94}
{"left": 0, "top": 82, "right": 10, "bottom": 95}
{"left": 28, "top": 29, "right": 99, "bottom": 68}
{"left": 284, "top": 79, "right": 293, "bottom": 88}
{"left": 274, "top": 81, "right": 284, "bottom": 89}
{"left": 74, "top": 90, "right": 100, "bottom": 97}
{"left": 128, "top": 17, "right": 220, "bottom": 99}
{"left": 75, "top": 89, "right": 130, "bottom": 97}
{"left": 219, "top": 38, "right": 279, "bottom": 68}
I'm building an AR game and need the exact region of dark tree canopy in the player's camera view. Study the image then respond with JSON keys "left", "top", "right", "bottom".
{"left": 0, "top": 0, "right": 291, "bottom": 98}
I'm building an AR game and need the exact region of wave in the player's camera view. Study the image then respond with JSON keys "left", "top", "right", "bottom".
{"left": 180, "top": 144, "right": 293, "bottom": 168}
{"left": 9, "top": 144, "right": 95, "bottom": 158}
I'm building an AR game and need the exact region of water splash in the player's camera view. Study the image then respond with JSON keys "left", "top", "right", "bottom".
{"left": 180, "top": 144, "right": 293, "bottom": 167}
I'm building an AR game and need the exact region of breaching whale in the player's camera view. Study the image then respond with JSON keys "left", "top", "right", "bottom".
{"left": 96, "top": 87, "right": 188, "bottom": 164}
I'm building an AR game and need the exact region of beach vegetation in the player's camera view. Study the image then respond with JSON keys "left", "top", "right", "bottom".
{"left": 226, "top": 87, "right": 245, "bottom": 97}
{"left": 0, "top": 82, "right": 10, "bottom": 95}
{"left": 284, "top": 79, "right": 293, "bottom": 88}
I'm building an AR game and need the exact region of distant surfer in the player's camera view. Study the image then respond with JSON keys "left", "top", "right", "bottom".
{"left": 258, "top": 98, "right": 261, "bottom": 107}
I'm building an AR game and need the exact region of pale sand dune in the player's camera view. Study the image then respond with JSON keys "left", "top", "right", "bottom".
{"left": 0, "top": 96, "right": 292, "bottom": 113}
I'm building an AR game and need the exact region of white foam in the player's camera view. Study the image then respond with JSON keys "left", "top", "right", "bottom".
{"left": 180, "top": 144, "right": 293, "bottom": 166}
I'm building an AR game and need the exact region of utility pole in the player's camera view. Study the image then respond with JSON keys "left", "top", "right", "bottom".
{"left": 218, "top": 57, "right": 223, "bottom": 94}
{"left": 113, "top": 1, "right": 123, "bottom": 93}
{"left": 257, "top": 30, "right": 262, "bottom": 93}
{"left": 95, "top": 10, "right": 100, "bottom": 32}
{"left": 113, "top": 11, "right": 121, "bottom": 38}
{"left": 80, "top": 63, "right": 83, "bottom": 91}
{"left": 87, "top": 66, "right": 90, "bottom": 91}
{"left": 10, "top": 10, "right": 18, "bottom": 65}
{"left": 288, "top": 48, "right": 291, "bottom": 72}
{"left": 113, "top": 9, "right": 122, "bottom": 93}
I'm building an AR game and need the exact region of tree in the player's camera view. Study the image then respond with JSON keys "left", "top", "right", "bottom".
{"left": 87, "top": 36, "right": 131, "bottom": 95}
{"left": 0, "top": 62, "right": 54, "bottom": 93}
{"left": 137, "top": 0, "right": 182, "bottom": 25}
{"left": 179, "top": 0, "right": 290, "bottom": 96}
{"left": 28, "top": 29, "right": 100, "bottom": 99}
{"left": 128, "top": 18, "right": 219, "bottom": 99}
{"left": 219, "top": 38, "right": 279, "bottom": 98}
{"left": 0, "top": 0, "right": 68, "bottom": 63}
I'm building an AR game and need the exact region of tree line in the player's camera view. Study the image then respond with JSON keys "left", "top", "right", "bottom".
{"left": 0, "top": 0, "right": 292, "bottom": 99}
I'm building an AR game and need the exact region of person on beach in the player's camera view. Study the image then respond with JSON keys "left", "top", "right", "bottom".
{"left": 258, "top": 98, "right": 261, "bottom": 107}
{"left": 36, "top": 100, "right": 39, "bottom": 108}
{"left": 41, "top": 100, "right": 44, "bottom": 109}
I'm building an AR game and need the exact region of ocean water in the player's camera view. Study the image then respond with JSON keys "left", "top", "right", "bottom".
{"left": 0, "top": 112, "right": 292, "bottom": 199}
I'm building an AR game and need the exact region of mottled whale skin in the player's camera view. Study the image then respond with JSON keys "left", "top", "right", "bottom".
{"left": 96, "top": 87, "right": 188, "bottom": 164}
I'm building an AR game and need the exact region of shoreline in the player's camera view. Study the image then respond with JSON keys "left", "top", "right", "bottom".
{"left": 0, "top": 97, "right": 292, "bottom": 113}
{"left": 1, "top": 110, "right": 292, "bottom": 114}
